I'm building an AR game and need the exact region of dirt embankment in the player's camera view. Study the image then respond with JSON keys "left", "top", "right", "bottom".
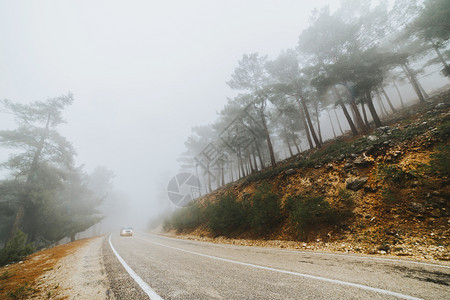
{"left": 167, "top": 91, "right": 450, "bottom": 261}
{"left": 0, "top": 236, "right": 112, "bottom": 299}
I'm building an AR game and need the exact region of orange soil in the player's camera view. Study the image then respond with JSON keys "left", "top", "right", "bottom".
{"left": 0, "top": 237, "right": 94, "bottom": 299}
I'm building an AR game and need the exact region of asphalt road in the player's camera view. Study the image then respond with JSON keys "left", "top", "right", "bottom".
{"left": 104, "top": 231, "right": 450, "bottom": 299}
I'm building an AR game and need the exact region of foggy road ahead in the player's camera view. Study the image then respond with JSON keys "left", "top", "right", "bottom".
{"left": 104, "top": 232, "right": 449, "bottom": 299}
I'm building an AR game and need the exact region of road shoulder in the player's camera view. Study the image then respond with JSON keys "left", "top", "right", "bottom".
{"left": 102, "top": 234, "right": 149, "bottom": 299}
{"left": 0, "top": 236, "right": 113, "bottom": 299}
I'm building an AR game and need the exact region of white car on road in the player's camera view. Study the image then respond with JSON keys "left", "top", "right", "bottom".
{"left": 120, "top": 226, "right": 133, "bottom": 236}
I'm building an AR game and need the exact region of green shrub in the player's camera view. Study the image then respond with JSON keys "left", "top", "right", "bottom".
{"left": 338, "top": 188, "right": 354, "bottom": 206}
{"left": 377, "top": 163, "right": 415, "bottom": 187}
{"left": 286, "top": 194, "right": 353, "bottom": 239}
{"left": 0, "top": 270, "right": 13, "bottom": 280}
{"left": 248, "top": 183, "right": 282, "bottom": 236}
{"left": 207, "top": 193, "right": 247, "bottom": 236}
{"left": 162, "top": 218, "right": 172, "bottom": 232}
{"left": 286, "top": 195, "right": 334, "bottom": 236}
{"left": 309, "top": 138, "right": 357, "bottom": 163}
{"left": 436, "top": 120, "right": 450, "bottom": 141}
{"left": 381, "top": 187, "right": 398, "bottom": 203}
{"left": 428, "top": 144, "right": 450, "bottom": 177}
{"left": 169, "top": 202, "right": 204, "bottom": 233}
{"left": 0, "top": 230, "right": 34, "bottom": 267}
{"left": 6, "top": 282, "right": 36, "bottom": 299}
{"left": 398, "top": 123, "right": 429, "bottom": 141}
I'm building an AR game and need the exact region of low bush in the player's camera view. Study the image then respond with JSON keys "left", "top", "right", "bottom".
{"left": 338, "top": 188, "right": 354, "bottom": 206}
{"left": 167, "top": 202, "right": 205, "bottom": 233}
{"left": 376, "top": 163, "right": 415, "bottom": 187}
{"left": 0, "top": 230, "right": 34, "bottom": 267}
{"left": 396, "top": 123, "right": 430, "bottom": 141}
{"left": 436, "top": 120, "right": 450, "bottom": 141}
{"left": 381, "top": 187, "right": 398, "bottom": 204}
{"left": 286, "top": 194, "right": 353, "bottom": 239}
{"left": 309, "top": 138, "right": 363, "bottom": 164}
{"left": 207, "top": 193, "right": 247, "bottom": 236}
{"left": 0, "top": 270, "right": 13, "bottom": 280}
{"left": 286, "top": 195, "right": 333, "bottom": 237}
{"left": 6, "top": 282, "right": 36, "bottom": 299}
{"left": 248, "top": 183, "right": 282, "bottom": 236}
{"left": 244, "top": 162, "right": 307, "bottom": 185}
{"left": 428, "top": 144, "right": 450, "bottom": 177}
{"left": 162, "top": 218, "right": 172, "bottom": 232}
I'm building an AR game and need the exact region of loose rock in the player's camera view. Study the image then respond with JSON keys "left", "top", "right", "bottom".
{"left": 284, "top": 168, "right": 296, "bottom": 175}
{"left": 346, "top": 177, "right": 368, "bottom": 191}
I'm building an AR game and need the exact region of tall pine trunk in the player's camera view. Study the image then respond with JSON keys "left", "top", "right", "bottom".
{"left": 416, "top": 79, "right": 429, "bottom": 100}
{"left": 295, "top": 98, "right": 314, "bottom": 149}
{"left": 254, "top": 141, "right": 264, "bottom": 169}
{"left": 333, "top": 106, "right": 344, "bottom": 135}
{"left": 252, "top": 148, "right": 259, "bottom": 171}
{"left": 221, "top": 161, "right": 225, "bottom": 186}
{"left": 333, "top": 87, "right": 357, "bottom": 136}
{"left": 326, "top": 107, "right": 337, "bottom": 138}
{"left": 229, "top": 160, "right": 234, "bottom": 183}
{"left": 293, "top": 138, "right": 301, "bottom": 153}
{"left": 300, "top": 98, "right": 321, "bottom": 149}
{"left": 207, "top": 162, "right": 212, "bottom": 192}
{"left": 381, "top": 87, "right": 397, "bottom": 113}
{"left": 259, "top": 104, "right": 277, "bottom": 167}
{"left": 238, "top": 152, "right": 244, "bottom": 178}
{"left": 392, "top": 81, "right": 405, "bottom": 108}
{"left": 247, "top": 150, "right": 255, "bottom": 173}
{"left": 286, "top": 137, "right": 294, "bottom": 157}
{"left": 345, "top": 83, "right": 367, "bottom": 133}
{"left": 401, "top": 63, "right": 426, "bottom": 103}
{"left": 432, "top": 42, "right": 449, "bottom": 69}
{"left": 245, "top": 157, "right": 251, "bottom": 175}
{"left": 366, "top": 92, "right": 382, "bottom": 128}
{"left": 350, "top": 100, "right": 367, "bottom": 133}
{"left": 315, "top": 104, "right": 323, "bottom": 144}
{"left": 360, "top": 100, "right": 370, "bottom": 129}
{"left": 339, "top": 101, "right": 358, "bottom": 136}
{"left": 376, "top": 92, "right": 389, "bottom": 117}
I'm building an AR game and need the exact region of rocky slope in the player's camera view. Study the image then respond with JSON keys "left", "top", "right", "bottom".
{"left": 166, "top": 90, "right": 450, "bottom": 261}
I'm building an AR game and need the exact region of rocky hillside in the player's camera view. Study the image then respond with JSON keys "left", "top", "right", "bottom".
{"left": 163, "top": 90, "right": 450, "bottom": 261}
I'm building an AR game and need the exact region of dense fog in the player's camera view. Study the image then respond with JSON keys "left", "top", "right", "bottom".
{"left": 0, "top": 0, "right": 448, "bottom": 247}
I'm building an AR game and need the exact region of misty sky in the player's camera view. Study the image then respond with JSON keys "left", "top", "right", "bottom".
{"left": 0, "top": 0, "right": 381, "bottom": 225}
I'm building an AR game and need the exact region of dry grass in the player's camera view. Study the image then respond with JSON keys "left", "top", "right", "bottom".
{"left": 0, "top": 238, "right": 92, "bottom": 299}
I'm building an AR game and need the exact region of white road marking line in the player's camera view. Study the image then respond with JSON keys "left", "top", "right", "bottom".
{"left": 271, "top": 249, "right": 450, "bottom": 269}
{"left": 145, "top": 232, "right": 450, "bottom": 269}
{"left": 136, "top": 236, "right": 422, "bottom": 300}
{"left": 108, "top": 234, "right": 164, "bottom": 300}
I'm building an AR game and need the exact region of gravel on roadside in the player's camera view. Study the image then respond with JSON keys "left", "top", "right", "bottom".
{"left": 102, "top": 236, "right": 149, "bottom": 300}
{"left": 34, "top": 236, "right": 114, "bottom": 299}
